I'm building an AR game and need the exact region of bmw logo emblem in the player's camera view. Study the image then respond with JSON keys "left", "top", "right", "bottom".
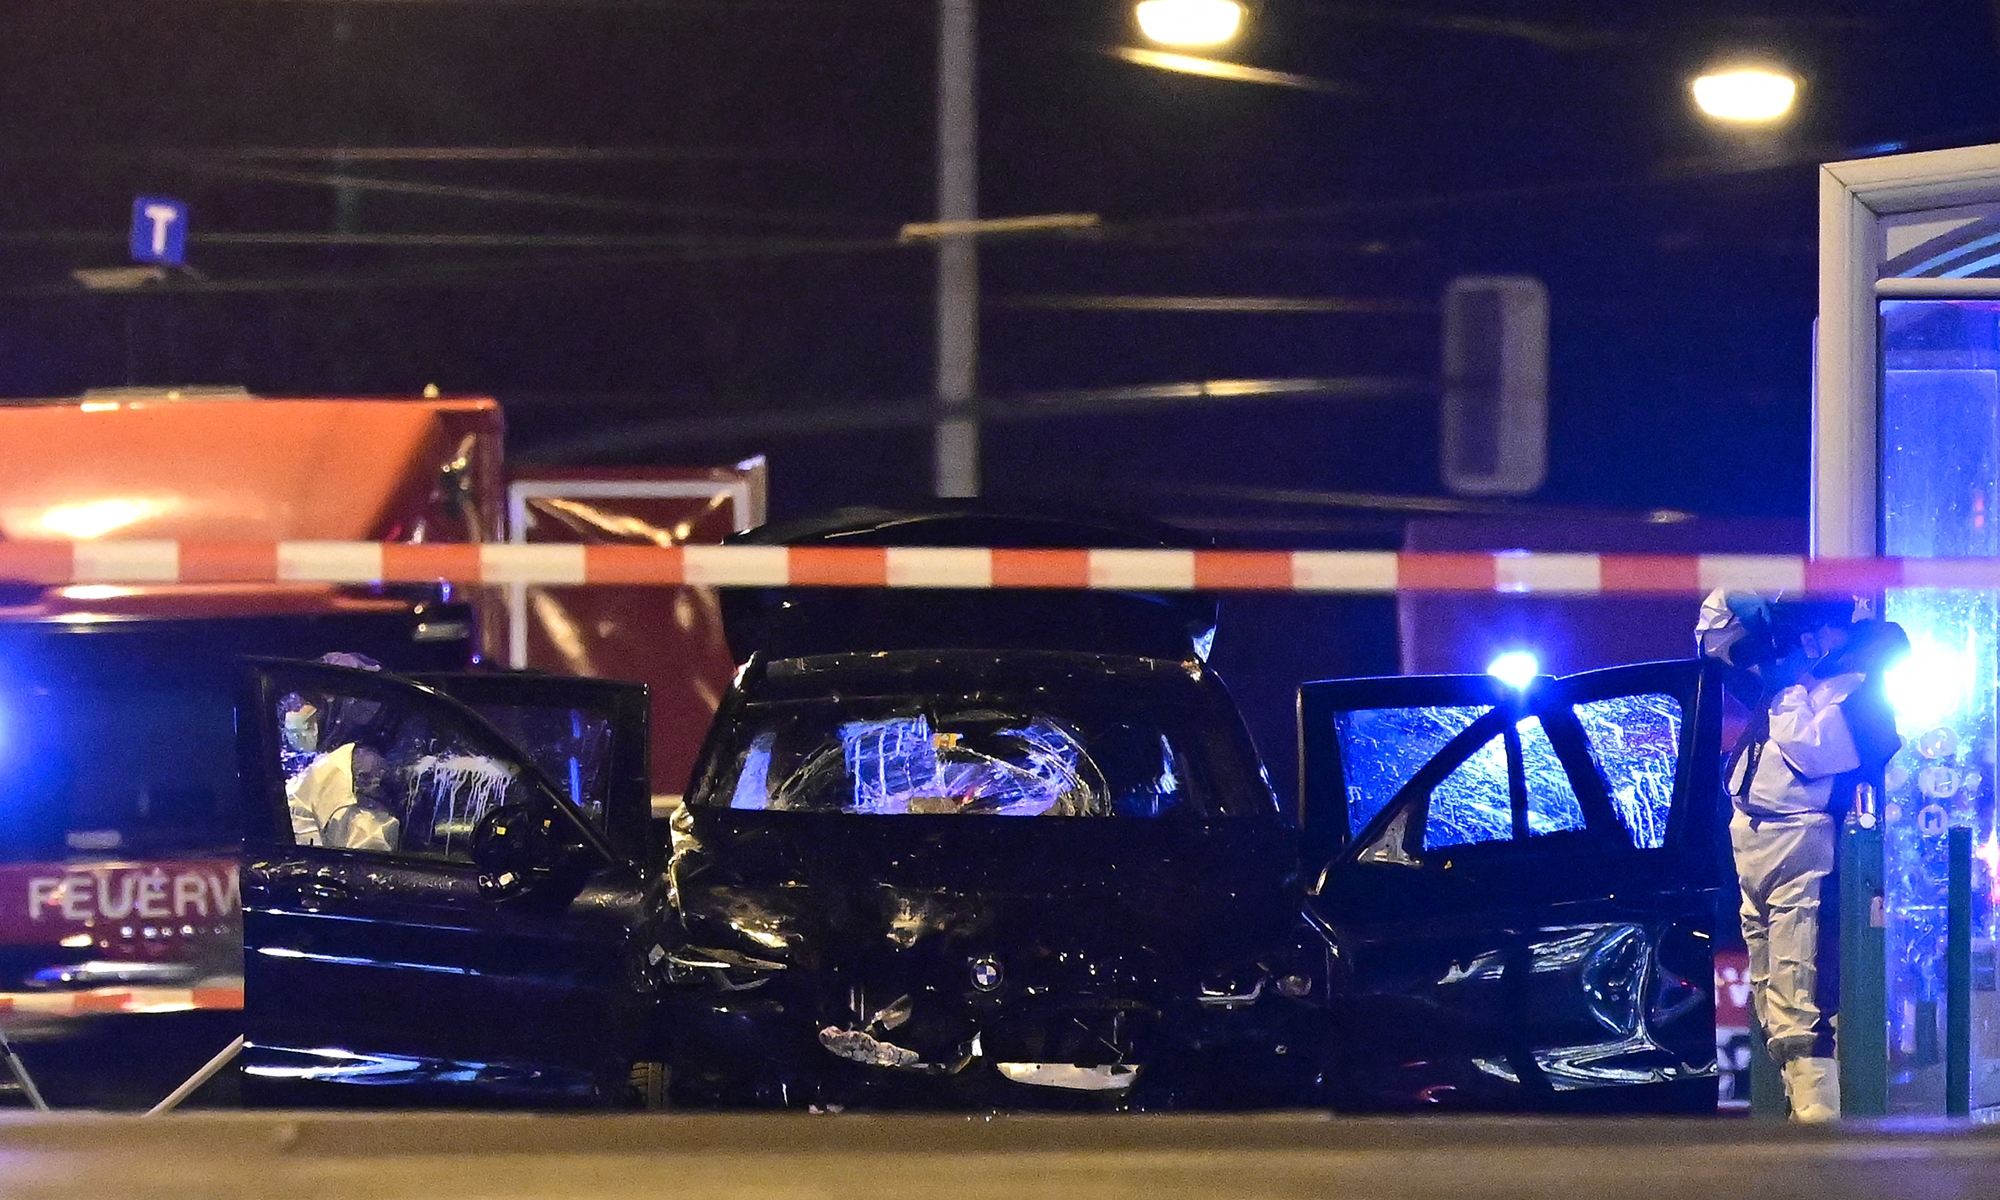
{"left": 970, "top": 956, "right": 1003, "bottom": 991}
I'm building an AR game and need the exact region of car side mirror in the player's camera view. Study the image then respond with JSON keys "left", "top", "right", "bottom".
{"left": 472, "top": 803, "right": 557, "bottom": 898}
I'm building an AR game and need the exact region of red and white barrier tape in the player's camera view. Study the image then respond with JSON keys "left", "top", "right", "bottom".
{"left": 0, "top": 541, "right": 1989, "bottom": 594}
{"left": 0, "top": 984, "right": 243, "bottom": 1017}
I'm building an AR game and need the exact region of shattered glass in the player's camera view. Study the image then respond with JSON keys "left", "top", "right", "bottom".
{"left": 1575, "top": 695, "right": 1682, "bottom": 850}
{"left": 403, "top": 752, "right": 519, "bottom": 857}
{"left": 1424, "top": 731, "right": 1512, "bottom": 850}
{"left": 707, "top": 687, "right": 1247, "bottom": 817}
{"left": 809, "top": 713, "right": 1098, "bottom": 816}
{"left": 1334, "top": 705, "right": 1488, "bottom": 837}
{"left": 1521, "top": 718, "right": 1585, "bottom": 835}
{"left": 278, "top": 688, "right": 527, "bottom": 861}
{"left": 1420, "top": 717, "right": 1580, "bottom": 849}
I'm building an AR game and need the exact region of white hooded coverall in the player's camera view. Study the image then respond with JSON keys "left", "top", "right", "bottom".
{"left": 1727, "top": 673, "right": 1860, "bottom": 1056}
{"left": 1699, "top": 590, "right": 1863, "bottom": 1121}
{"left": 287, "top": 742, "right": 403, "bottom": 853}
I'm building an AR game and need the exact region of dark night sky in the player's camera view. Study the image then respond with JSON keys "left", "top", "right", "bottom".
{"left": 2, "top": 1, "right": 1998, "bottom": 529}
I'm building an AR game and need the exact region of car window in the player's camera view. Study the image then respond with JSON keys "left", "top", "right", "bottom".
{"left": 705, "top": 693, "right": 1244, "bottom": 818}
{"left": 1520, "top": 717, "right": 1586, "bottom": 835}
{"left": 1420, "top": 717, "right": 1586, "bottom": 852}
{"left": 454, "top": 702, "right": 613, "bottom": 831}
{"left": 1334, "top": 704, "right": 1489, "bottom": 837}
{"left": 277, "top": 685, "right": 532, "bottom": 861}
{"left": 1316, "top": 665, "right": 1710, "bottom": 871}
{"left": 1574, "top": 693, "right": 1682, "bottom": 850}
{"left": 1423, "top": 731, "right": 1512, "bottom": 849}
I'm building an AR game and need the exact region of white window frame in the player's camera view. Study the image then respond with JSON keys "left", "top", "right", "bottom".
{"left": 1816, "top": 143, "right": 2000, "bottom": 556}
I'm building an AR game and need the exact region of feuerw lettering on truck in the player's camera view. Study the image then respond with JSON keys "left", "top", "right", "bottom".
{"left": 0, "top": 860, "right": 240, "bottom": 944}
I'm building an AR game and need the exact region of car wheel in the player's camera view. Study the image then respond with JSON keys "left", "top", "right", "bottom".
{"left": 626, "top": 1060, "right": 670, "bottom": 1110}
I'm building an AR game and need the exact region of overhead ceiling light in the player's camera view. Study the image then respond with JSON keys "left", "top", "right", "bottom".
{"left": 1135, "top": 0, "right": 1245, "bottom": 48}
{"left": 1691, "top": 67, "right": 1799, "bottom": 123}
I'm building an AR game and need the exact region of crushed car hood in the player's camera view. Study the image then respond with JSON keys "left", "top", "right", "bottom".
{"left": 673, "top": 811, "right": 1299, "bottom": 979}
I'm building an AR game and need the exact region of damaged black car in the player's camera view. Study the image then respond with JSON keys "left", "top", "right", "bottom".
{"left": 656, "top": 510, "right": 1324, "bottom": 1109}
{"left": 1298, "top": 661, "right": 1730, "bottom": 1112}
{"left": 229, "top": 510, "right": 1731, "bottom": 1113}
{"left": 662, "top": 649, "right": 1322, "bottom": 1109}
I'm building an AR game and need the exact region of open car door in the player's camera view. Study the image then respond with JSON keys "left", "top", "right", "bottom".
{"left": 237, "top": 660, "right": 657, "bottom": 1107}
{"left": 1297, "top": 659, "right": 1729, "bottom": 1112}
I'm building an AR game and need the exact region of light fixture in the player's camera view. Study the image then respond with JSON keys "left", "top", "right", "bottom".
{"left": 1691, "top": 66, "right": 1798, "bottom": 123}
{"left": 1486, "top": 651, "right": 1540, "bottom": 690}
{"left": 31, "top": 498, "right": 170, "bottom": 540}
{"left": 1135, "top": 0, "right": 1245, "bottom": 48}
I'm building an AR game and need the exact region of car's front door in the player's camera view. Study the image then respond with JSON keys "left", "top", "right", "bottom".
{"left": 237, "top": 660, "right": 656, "bottom": 1107}
{"left": 1298, "top": 660, "right": 1729, "bottom": 1112}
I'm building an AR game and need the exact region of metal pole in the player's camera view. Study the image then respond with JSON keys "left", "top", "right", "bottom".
{"left": 1839, "top": 794, "right": 1888, "bottom": 1116}
{"left": 933, "top": 0, "right": 980, "bottom": 499}
{"left": 0, "top": 1024, "right": 49, "bottom": 1112}
{"left": 1948, "top": 826, "right": 1972, "bottom": 1116}
{"left": 146, "top": 1035, "right": 245, "bottom": 1117}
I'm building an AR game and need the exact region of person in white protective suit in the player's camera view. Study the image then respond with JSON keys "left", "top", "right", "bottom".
{"left": 281, "top": 652, "right": 402, "bottom": 852}
{"left": 288, "top": 742, "right": 403, "bottom": 852}
{"left": 1696, "top": 590, "right": 1905, "bottom": 1122}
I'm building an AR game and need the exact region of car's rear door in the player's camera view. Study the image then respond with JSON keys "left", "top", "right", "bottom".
{"left": 1297, "top": 659, "right": 1728, "bottom": 1111}
{"left": 237, "top": 660, "right": 655, "bottom": 1107}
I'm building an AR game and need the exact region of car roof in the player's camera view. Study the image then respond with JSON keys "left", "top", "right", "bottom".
{"left": 721, "top": 507, "right": 1218, "bottom": 662}
{"left": 742, "top": 648, "right": 1212, "bottom": 704}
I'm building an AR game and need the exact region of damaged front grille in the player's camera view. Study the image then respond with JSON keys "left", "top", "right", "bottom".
{"left": 814, "top": 979, "right": 1150, "bottom": 1086}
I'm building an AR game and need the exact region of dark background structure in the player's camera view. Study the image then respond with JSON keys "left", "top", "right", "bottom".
{"left": 5, "top": 1, "right": 1998, "bottom": 527}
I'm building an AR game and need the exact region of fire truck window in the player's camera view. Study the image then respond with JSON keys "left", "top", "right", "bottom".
{"left": 0, "top": 681, "right": 237, "bottom": 859}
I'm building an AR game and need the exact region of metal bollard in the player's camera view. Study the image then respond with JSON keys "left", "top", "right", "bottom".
{"left": 1749, "top": 1021, "right": 1787, "bottom": 1119}
{"left": 1948, "top": 827, "right": 1972, "bottom": 1117}
{"left": 1839, "top": 793, "right": 1888, "bottom": 1117}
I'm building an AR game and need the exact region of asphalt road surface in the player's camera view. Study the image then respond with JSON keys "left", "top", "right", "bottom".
{"left": 2, "top": 1111, "right": 1998, "bottom": 1200}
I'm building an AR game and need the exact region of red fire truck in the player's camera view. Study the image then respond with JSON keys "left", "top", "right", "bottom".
{"left": 0, "top": 390, "right": 751, "bottom": 1106}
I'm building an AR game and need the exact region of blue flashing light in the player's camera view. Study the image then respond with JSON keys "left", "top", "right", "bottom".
{"left": 1486, "top": 650, "right": 1540, "bottom": 691}
{"left": 1886, "top": 634, "right": 1974, "bottom": 731}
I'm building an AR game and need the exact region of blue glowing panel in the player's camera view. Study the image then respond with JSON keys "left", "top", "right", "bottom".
{"left": 1879, "top": 298, "right": 2000, "bottom": 1108}
{"left": 1335, "top": 704, "right": 1487, "bottom": 837}
{"left": 1576, "top": 694, "right": 1681, "bottom": 850}
{"left": 1883, "top": 371, "right": 1999, "bottom": 560}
